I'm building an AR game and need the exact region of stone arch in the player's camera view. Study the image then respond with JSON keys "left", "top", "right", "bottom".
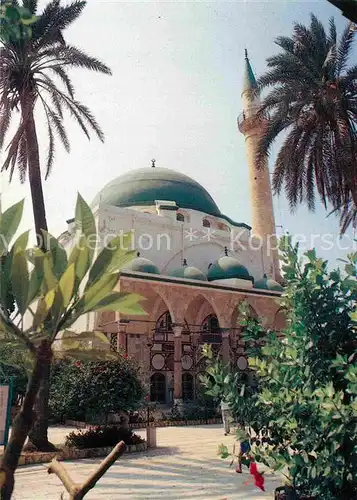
{"left": 273, "top": 307, "right": 287, "bottom": 332}
{"left": 231, "top": 302, "right": 258, "bottom": 329}
{"left": 161, "top": 251, "right": 184, "bottom": 274}
{"left": 185, "top": 293, "right": 222, "bottom": 328}
{"left": 150, "top": 288, "right": 176, "bottom": 323}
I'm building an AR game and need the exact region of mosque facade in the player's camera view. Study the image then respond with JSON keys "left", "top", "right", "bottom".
{"left": 60, "top": 53, "right": 285, "bottom": 405}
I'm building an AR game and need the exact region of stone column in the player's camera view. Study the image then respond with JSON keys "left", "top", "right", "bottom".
{"left": 173, "top": 324, "right": 183, "bottom": 404}
{"left": 221, "top": 329, "right": 231, "bottom": 365}
{"left": 118, "top": 323, "right": 128, "bottom": 353}
{"left": 191, "top": 332, "right": 199, "bottom": 399}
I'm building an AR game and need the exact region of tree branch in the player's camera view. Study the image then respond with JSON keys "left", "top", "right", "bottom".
{"left": 47, "top": 441, "right": 127, "bottom": 500}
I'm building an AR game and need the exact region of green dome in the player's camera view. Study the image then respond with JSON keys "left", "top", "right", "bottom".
{"left": 168, "top": 265, "right": 207, "bottom": 281}
{"left": 207, "top": 256, "right": 251, "bottom": 282}
{"left": 124, "top": 257, "right": 159, "bottom": 275}
{"left": 254, "top": 276, "right": 284, "bottom": 292}
{"left": 91, "top": 167, "right": 222, "bottom": 217}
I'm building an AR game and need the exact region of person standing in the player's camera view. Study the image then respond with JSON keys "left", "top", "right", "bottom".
{"left": 221, "top": 398, "right": 231, "bottom": 435}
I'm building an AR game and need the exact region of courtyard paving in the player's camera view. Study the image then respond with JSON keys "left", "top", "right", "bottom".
{"left": 11, "top": 424, "right": 281, "bottom": 499}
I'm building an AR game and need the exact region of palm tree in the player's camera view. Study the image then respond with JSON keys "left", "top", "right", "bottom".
{"left": 0, "top": 0, "right": 111, "bottom": 240}
{"left": 0, "top": 0, "right": 111, "bottom": 451}
{"left": 256, "top": 14, "right": 357, "bottom": 233}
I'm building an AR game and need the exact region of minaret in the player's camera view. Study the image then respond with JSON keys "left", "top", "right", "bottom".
{"left": 238, "top": 50, "right": 281, "bottom": 282}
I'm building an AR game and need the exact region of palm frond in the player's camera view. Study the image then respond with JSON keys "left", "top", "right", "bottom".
{"left": 45, "top": 121, "right": 55, "bottom": 179}
{"left": 336, "top": 22, "right": 355, "bottom": 76}
{"left": 22, "top": 0, "right": 38, "bottom": 14}
{"left": 256, "top": 112, "right": 290, "bottom": 170}
{"left": 49, "top": 65, "right": 75, "bottom": 98}
{"left": 49, "top": 1, "right": 86, "bottom": 32}
{"left": 56, "top": 45, "right": 112, "bottom": 74}
{"left": 0, "top": 100, "right": 11, "bottom": 150}
{"left": 328, "top": 17, "right": 337, "bottom": 47}
{"left": 47, "top": 108, "right": 70, "bottom": 152}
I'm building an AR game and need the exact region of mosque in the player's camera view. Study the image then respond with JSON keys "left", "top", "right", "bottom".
{"left": 60, "top": 53, "right": 286, "bottom": 405}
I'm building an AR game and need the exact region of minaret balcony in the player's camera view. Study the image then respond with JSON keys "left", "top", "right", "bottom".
{"left": 237, "top": 112, "right": 267, "bottom": 134}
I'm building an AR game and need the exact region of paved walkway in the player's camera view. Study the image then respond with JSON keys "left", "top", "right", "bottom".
{"left": 12, "top": 425, "right": 281, "bottom": 499}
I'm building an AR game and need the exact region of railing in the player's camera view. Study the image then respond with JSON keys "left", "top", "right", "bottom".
{"left": 200, "top": 333, "right": 222, "bottom": 344}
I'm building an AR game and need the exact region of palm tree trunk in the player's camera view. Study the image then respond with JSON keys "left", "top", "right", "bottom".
{"left": 20, "top": 98, "right": 54, "bottom": 452}
{"left": 0, "top": 341, "right": 52, "bottom": 500}
{"left": 25, "top": 360, "right": 56, "bottom": 452}
{"left": 22, "top": 101, "right": 48, "bottom": 241}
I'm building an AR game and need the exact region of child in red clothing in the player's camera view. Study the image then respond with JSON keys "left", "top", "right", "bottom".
{"left": 235, "top": 440, "right": 265, "bottom": 491}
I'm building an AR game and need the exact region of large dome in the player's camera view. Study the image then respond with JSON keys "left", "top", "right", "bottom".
{"left": 92, "top": 167, "right": 222, "bottom": 217}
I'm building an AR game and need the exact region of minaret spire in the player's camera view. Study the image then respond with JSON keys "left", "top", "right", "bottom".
{"left": 238, "top": 49, "right": 282, "bottom": 283}
{"left": 242, "top": 49, "right": 258, "bottom": 95}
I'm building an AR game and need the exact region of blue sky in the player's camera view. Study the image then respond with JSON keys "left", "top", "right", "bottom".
{"left": 2, "top": 0, "right": 356, "bottom": 267}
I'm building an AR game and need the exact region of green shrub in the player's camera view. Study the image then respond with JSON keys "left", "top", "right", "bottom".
{"left": 217, "top": 240, "right": 357, "bottom": 499}
{"left": 65, "top": 426, "right": 145, "bottom": 449}
{"left": 50, "top": 358, "right": 145, "bottom": 422}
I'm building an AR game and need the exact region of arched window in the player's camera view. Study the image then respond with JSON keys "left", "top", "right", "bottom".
{"left": 182, "top": 373, "right": 194, "bottom": 401}
{"left": 176, "top": 213, "right": 185, "bottom": 222}
{"left": 200, "top": 314, "right": 221, "bottom": 343}
{"left": 202, "top": 314, "right": 220, "bottom": 333}
{"left": 217, "top": 222, "right": 230, "bottom": 232}
{"left": 150, "top": 373, "right": 166, "bottom": 403}
{"left": 274, "top": 308, "right": 286, "bottom": 332}
{"left": 203, "top": 219, "right": 210, "bottom": 228}
{"left": 154, "top": 311, "right": 190, "bottom": 341}
{"left": 154, "top": 311, "right": 172, "bottom": 341}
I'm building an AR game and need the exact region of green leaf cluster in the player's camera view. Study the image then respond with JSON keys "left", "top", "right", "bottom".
{"left": 0, "top": 2, "right": 36, "bottom": 42}
{"left": 207, "top": 237, "right": 357, "bottom": 499}
{"left": 49, "top": 357, "right": 145, "bottom": 423}
{"left": 0, "top": 194, "right": 146, "bottom": 358}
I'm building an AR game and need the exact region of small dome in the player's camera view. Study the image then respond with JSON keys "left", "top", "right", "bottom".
{"left": 207, "top": 256, "right": 251, "bottom": 282}
{"left": 254, "top": 275, "right": 284, "bottom": 292}
{"left": 124, "top": 255, "right": 159, "bottom": 275}
{"left": 168, "top": 262, "right": 207, "bottom": 281}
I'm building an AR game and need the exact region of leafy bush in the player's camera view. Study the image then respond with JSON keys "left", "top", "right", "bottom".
{"left": 50, "top": 358, "right": 145, "bottom": 423}
{"left": 65, "top": 426, "right": 145, "bottom": 449}
{"left": 0, "top": 339, "right": 28, "bottom": 407}
{"left": 200, "top": 331, "right": 266, "bottom": 434}
{"left": 217, "top": 240, "right": 357, "bottom": 500}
